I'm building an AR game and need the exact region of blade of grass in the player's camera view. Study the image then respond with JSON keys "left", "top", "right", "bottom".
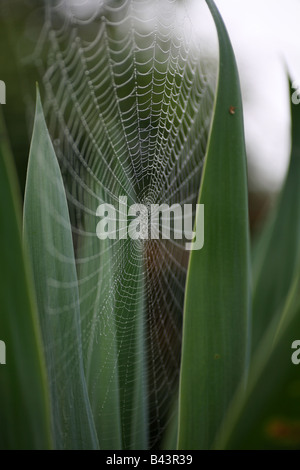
{"left": 78, "top": 177, "right": 148, "bottom": 449}
{"left": 112, "top": 239, "right": 148, "bottom": 449}
{"left": 177, "top": 0, "right": 251, "bottom": 450}
{"left": 251, "top": 80, "right": 300, "bottom": 353}
{"left": 215, "top": 273, "right": 300, "bottom": 449}
{"left": 161, "top": 394, "right": 179, "bottom": 450}
{"left": 0, "top": 109, "right": 52, "bottom": 449}
{"left": 23, "top": 89, "right": 99, "bottom": 450}
{"left": 78, "top": 188, "right": 122, "bottom": 450}
{"left": 215, "top": 79, "right": 300, "bottom": 450}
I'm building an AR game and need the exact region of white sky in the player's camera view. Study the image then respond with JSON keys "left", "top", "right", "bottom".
{"left": 68, "top": 0, "right": 300, "bottom": 192}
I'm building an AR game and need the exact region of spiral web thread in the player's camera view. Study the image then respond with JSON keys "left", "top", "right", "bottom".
{"left": 29, "top": 0, "right": 216, "bottom": 448}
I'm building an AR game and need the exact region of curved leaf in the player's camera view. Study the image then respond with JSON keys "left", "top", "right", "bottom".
{"left": 0, "top": 109, "right": 51, "bottom": 449}
{"left": 23, "top": 90, "right": 98, "bottom": 450}
{"left": 178, "top": 0, "right": 251, "bottom": 450}
{"left": 215, "top": 79, "right": 300, "bottom": 450}
{"left": 251, "top": 80, "right": 300, "bottom": 353}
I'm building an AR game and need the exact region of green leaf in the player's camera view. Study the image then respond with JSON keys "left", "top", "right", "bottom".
{"left": 78, "top": 187, "right": 123, "bottom": 450}
{"left": 216, "top": 274, "right": 300, "bottom": 449}
{"left": 114, "top": 251, "right": 148, "bottom": 449}
{"left": 161, "top": 394, "right": 179, "bottom": 451}
{"left": 215, "top": 80, "right": 300, "bottom": 450}
{"left": 76, "top": 123, "right": 148, "bottom": 448}
{"left": 177, "top": 0, "right": 251, "bottom": 450}
{"left": 0, "top": 109, "right": 52, "bottom": 449}
{"left": 78, "top": 191, "right": 148, "bottom": 449}
{"left": 23, "top": 89, "right": 98, "bottom": 450}
{"left": 251, "top": 80, "right": 300, "bottom": 353}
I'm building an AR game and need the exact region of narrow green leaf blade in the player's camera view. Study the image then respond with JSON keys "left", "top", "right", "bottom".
{"left": 251, "top": 81, "right": 300, "bottom": 353}
{"left": 0, "top": 110, "right": 52, "bottom": 449}
{"left": 215, "top": 80, "right": 300, "bottom": 450}
{"left": 78, "top": 172, "right": 148, "bottom": 449}
{"left": 78, "top": 188, "right": 123, "bottom": 449}
{"left": 23, "top": 90, "right": 98, "bottom": 450}
{"left": 178, "top": 0, "right": 250, "bottom": 450}
{"left": 114, "top": 252, "right": 148, "bottom": 449}
{"left": 216, "top": 274, "right": 300, "bottom": 449}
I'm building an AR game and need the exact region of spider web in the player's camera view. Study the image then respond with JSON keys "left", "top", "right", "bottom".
{"left": 24, "top": 0, "right": 216, "bottom": 449}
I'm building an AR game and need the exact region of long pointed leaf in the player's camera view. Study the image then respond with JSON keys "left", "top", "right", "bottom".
{"left": 251, "top": 81, "right": 300, "bottom": 353}
{"left": 216, "top": 273, "right": 300, "bottom": 449}
{"left": 0, "top": 110, "right": 52, "bottom": 449}
{"left": 178, "top": 0, "right": 251, "bottom": 450}
{"left": 215, "top": 79, "right": 300, "bottom": 450}
{"left": 78, "top": 176, "right": 148, "bottom": 449}
{"left": 78, "top": 188, "right": 122, "bottom": 449}
{"left": 23, "top": 90, "right": 98, "bottom": 450}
